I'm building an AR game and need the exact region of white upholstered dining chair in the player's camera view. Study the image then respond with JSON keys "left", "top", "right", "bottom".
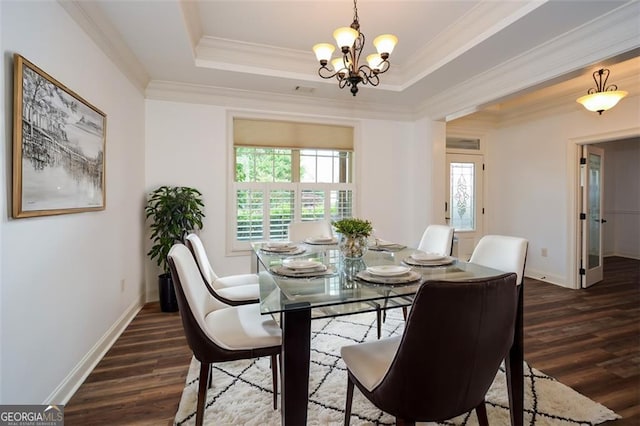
{"left": 468, "top": 235, "right": 528, "bottom": 285}
{"left": 168, "top": 244, "right": 281, "bottom": 426}
{"left": 417, "top": 224, "right": 455, "bottom": 255}
{"left": 468, "top": 234, "right": 529, "bottom": 425}
{"left": 185, "top": 233, "right": 259, "bottom": 306}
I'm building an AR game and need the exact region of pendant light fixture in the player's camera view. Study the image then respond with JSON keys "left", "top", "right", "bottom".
{"left": 576, "top": 68, "right": 628, "bottom": 115}
{"left": 312, "top": 0, "right": 398, "bottom": 96}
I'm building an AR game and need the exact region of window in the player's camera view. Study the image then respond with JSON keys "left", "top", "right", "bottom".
{"left": 231, "top": 118, "right": 355, "bottom": 250}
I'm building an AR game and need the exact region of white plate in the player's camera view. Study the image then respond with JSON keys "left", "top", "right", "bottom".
{"left": 306, "top": 236, "right": 336, "bottom": 244}
{"left": 282, "top": 259, "right": 323, "bottom": 270}
{"left": 411, "top": 252, "right": 445, "bottom": 261}
{"left": 265, "top": 241, "right": 294, "bottom": 249}
{"left": 366, "top": 265, "right": 411, "bottom": 277}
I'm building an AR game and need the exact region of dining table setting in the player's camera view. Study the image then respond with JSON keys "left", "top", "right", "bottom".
{"left": 252, "top": 232, "right": 522, "bottom": 426}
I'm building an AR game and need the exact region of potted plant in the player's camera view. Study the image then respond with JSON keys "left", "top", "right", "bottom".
{"left": 145, "top": 186, "right": 205, "bottom": 312}
{"left": 332, "top": 217, "right": 373, "bottom": 258}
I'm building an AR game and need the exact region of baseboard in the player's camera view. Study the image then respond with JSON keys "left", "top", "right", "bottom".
{"left": 45, "top": 295, "right": 145, "bottom": 404}
{"left": 605, "top": 253, "right": 640, "bottom": 261}
{"left": 524, "top": 269, "right": 569, "bottom": 288}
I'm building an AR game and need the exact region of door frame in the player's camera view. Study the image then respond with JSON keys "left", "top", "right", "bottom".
{"left": 567, "top": 126, "right": 640, "bottom": 289}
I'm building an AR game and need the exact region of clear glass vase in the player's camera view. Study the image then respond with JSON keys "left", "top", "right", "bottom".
{"left": 339, "top": 234, "right": 369, "bottom": 259}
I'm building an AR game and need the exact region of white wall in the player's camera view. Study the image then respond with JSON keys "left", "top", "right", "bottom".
{"left": 485, "top": 96, "right": 639, "bottom": 287}
{"left": 1, "top": 1, "right": 146, "bottom": 404}
{"left": 144, "top": 100, "right": 442, "bottom": 297}
{"left": 0, "top": 0, "right": 4, "bottom": 404}
{"left": 601, "top": 138, "right": 640, "bottom": 259}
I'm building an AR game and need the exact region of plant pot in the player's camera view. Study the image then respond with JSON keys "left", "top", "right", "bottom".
{"left": 339, "top": 234, "right": 369, "bottom": 259}
{"left": 159, "top": 272, "right": 178, "bottom": 312}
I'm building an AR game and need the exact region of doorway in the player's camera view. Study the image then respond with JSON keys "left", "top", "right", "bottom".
{"left": 572, "top": 134, "right": 640, "bottom": 289}
{"left": 446, "top": 153, "right": 484, "bottom": 260}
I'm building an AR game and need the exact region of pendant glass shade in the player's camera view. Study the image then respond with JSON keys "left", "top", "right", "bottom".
{"left": 313, "top": 43, "right": 335, "bottom": 62}
{"left": 373, "top": 34, "right": 398, "bottom": 55}
{"left": 332, "top": 58, "right": 349, "bottom": 75}
{"left": 366, "top": 53, "right": 383, "bottom": 71}
{"left": 333, "top": 27, "right": 359, "bottom": 49}
{"left": 576, "top": 90, "right": 628, "bottom": 114}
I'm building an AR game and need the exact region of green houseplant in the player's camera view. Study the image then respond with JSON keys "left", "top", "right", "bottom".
{"left": 145, "top": 186, "right": 205, "bottom": 311}
{"left": 332, "top": 217, "right": 373, "bottom": 258}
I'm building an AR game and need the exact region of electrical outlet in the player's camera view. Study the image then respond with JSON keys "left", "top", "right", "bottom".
{"left": 541, "top": 248, "right": 548, "bottom": 257}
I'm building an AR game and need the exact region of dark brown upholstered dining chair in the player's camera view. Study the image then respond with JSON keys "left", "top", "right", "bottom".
{"left": 341, "top": 273, "right": 518, "bottom": 426}
{"left": 168, "top": 244, "right": 282, "bottom": 426}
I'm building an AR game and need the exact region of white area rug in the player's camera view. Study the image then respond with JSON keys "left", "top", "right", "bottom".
{"left": 174, "top": 310, "right": 620, "bottom": 425}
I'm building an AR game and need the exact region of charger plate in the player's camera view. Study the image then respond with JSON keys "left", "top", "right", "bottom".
{"left": 403, "top": 256, "right": 455, "bottom": 267}
{"left": 356, "top": 269, "right": 422, "bottom": 285}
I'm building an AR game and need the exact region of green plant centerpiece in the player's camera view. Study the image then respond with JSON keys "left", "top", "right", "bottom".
{"left": 145, "top": 185, "right": 205, "bottom": 312}
{"left": 332, "top": 217, "right": 373, "bottom": 259}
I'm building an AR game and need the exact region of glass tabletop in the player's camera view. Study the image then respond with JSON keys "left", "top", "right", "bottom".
{"left": 253, "top": 241, "right": 505, "bottom": 317}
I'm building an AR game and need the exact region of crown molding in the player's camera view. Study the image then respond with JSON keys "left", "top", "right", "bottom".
{"left": 193, "top": 2, "right": 546, "bottom": 93}
{"left": 178, "top": 0, "right": 202, "bottom": 56}
{"left": 195, "top": 36, "right": 405, "bottom": 91}
{"left": 399, "top": 0, "right": 547, "bottom": 89}
{"left": 145, "top": 80, "right": 415, "bottom": 122}
{"left": 58, "top": 1, "right": 149, "bottom": 93}
{"left": 420, "top": 1, "right": 640, "bottom": 121}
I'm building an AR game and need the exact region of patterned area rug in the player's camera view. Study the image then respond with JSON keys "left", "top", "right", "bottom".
{"left": 174, "top": 310, "right": 620, "bottom": 425}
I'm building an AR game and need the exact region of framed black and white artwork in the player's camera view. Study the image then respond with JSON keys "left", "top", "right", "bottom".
{"left": 12, "top": 54, "right": 107, "bottom": 218}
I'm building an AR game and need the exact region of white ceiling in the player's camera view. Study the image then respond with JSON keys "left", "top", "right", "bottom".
{"left": 67, "top": 0, "right": 640, "bottom": 120}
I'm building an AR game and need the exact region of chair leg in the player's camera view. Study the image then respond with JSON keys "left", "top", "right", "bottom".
{"left": 402, "top": 306, "right": 408, "bottom": 321}
{"left": 507, "top": 285, "right": 524, "bottom": 426}
{"left": 271, "top": 354, "right": 278, "bottom": 410}
{"left": 208, "top": 364, "right": 213, "bottom": 389}
{"left": 475, "top": 401, "right": 489, "bottom": 426}
{"left": 376, "top": 307, "right": 382, "bottom": 339}
{"left": 344, "top": 376, "right": 354, "bottom": 426}
{"left": 196, "top": 362, "right": 210, "bottom": 426}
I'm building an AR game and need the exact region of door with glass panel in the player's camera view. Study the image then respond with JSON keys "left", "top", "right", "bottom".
{"left": 446, "top": 154, "right": 484, "bottom": 260}
{"left": 581, "top": 145, "right": 605, "bottom": 287}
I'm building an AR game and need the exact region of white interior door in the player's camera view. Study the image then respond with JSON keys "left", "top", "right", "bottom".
{"left": 446, "top": 153, "right": 484, "bottom": 260}
{"left": 581, "top": 145, "right": 605, "bottom": 287}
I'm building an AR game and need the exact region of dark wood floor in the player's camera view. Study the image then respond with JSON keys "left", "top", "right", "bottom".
{"left": 65, "top": 256, "right": 639, "bottom": 425}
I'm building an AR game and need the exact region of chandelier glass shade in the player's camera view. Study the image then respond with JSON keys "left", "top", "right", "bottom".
{"left": 312, "top": 0, "right": 397, "bottom": 96}
{"left": 576, "top": 68, "right": 628, "bottom": 115}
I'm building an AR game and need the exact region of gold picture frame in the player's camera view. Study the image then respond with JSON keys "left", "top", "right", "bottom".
{"left": 12, "top": 54, "right": 107, "bottom": 218}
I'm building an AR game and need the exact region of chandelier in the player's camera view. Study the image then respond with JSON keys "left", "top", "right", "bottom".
{"left": 576, "top": 68, "right": 628, "bottom": 115}
{"left": 312, "top": 0, "right": 398, "bottom": 96}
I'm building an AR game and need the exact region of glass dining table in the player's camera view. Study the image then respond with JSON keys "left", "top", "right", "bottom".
{"left": 252, "top": 240, "right": 523, "bottom": 426}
